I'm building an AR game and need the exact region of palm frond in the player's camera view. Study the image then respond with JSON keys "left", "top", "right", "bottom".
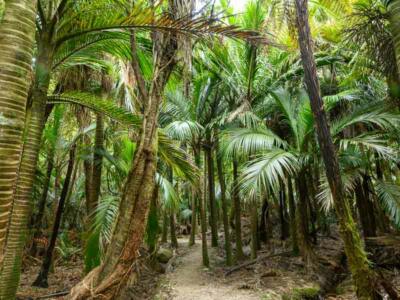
{"left": 239, "top": 150, "right": 298, "bottom": 199}
{"left": 47, "top": 92, "right": 142, "bottom": 128}
{"left": 375, "top": 180, "right": 400, "bottom": 228}
{"left": 221, "top": 128, "right": 286, "bottom": 159}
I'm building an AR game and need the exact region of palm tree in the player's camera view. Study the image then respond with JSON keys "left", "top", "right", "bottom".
{"left": 294, "top": 0, "right": 385, "bottom": 297}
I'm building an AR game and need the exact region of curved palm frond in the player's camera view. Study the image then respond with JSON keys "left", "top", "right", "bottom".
{"left": 47, "top": 92, "right": 142, "bottom": 128}
{"left": 156, "top": 173, "right": 180, "bottom": 213}
{"left": 164, "top": 120, "right": 204, "bottom": 142}
{"left": 375, "top": 180, "right": 400, "bottom": 228}
{"left": 239, "top": 149, "right": 298, "bottom": 199}
{"left": 221, "top": 128, "right": 286, "bottom": 159}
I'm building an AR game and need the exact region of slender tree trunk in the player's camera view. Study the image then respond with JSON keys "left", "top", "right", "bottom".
{"left": 354, "top": 178, "right": 377, "bottom": 239}
{"left": 188, "top": 189, "right": 197, "bottom": 246}
{"left": 88, "top": 113, "right": 104, "bottom": 214}
{"left": 287, "top": 177, "right": 299, "bottom": 255}
{"left": 199, "top": 150, "right": 209, "bottom": 267}
{"left": 232, "top": 160, "right": 244, "bottom": 261}
{"left": 389, "top": 0, "right": 400, "bottom": 78}
{"left": 146, "top": 186, "right": 159, "bottom": 254}
{"left": 84, "top": 113, "right": 104, "bottom": 272}
{"left": 0, "top": 0, "right": 37, "bottom": 267}
{"left": 215, "top": 139, "right": 233, "bottom": 266}
{"left": 161, "top": 210, "right": 168, "bottom": 244}
{"left": 279, "top": 186, "right": 289, "bottom": 240}
{"left": 259, "top": 197, "right": 269, "bottom": 243}
{"left": 295, "top": 1, "right": 381, "bottom": 297}
{"left": 205, "top": 141, "right": 218, "bottom": 247}
{"left": 31, "top": 150, "right": 55, "bottom": 256}
{"left": 250, "top": 204, "right": 258, "bottom": 259}
{"left": 296, "top": 174, "right": 316, "bottom": 264}
{"left": 33, "top": 146, "right": 76, "bottom": 288}
{"left": 170, "top": 213, "right": 178, "bottom": 248}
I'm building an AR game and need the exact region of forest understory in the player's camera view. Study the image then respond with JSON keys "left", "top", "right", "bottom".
{"left": 17, "top": 226, "right": 400, "bottom": 300}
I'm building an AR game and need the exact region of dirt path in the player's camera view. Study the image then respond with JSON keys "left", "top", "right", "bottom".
{"left": 157, "top": 240, "right": 262, "bottom": 300}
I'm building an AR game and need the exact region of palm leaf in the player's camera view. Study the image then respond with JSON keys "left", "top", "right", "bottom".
{"left": 375, "top": 180, "right": 400, "bottom": 228}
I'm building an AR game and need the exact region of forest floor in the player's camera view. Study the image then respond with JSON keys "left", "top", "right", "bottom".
{"left": 154, "top": 237, "right": 326, "bottom": 300}
{"left": 155, "top": 239, "right": 262, "bottom": 300}
{"left": 16, "top": 234, "right": 400, "bottom": 299}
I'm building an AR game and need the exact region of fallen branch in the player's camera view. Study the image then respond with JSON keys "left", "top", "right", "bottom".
{"left": 35, "top": 290, "right": 69, "bottom": 299}
{"left": 224, "top": 251, "right": 292, "bottom": 276}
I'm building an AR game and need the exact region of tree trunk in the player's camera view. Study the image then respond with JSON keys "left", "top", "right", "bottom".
{"left": 250, "top": 203, "right": 258, "bottom": 259}
{"left": 170, "top": 213, "right": 178, "bottom": 248}
{"left": 84, "top": 113, "right": 104, "bottom": 272}
{"left": 296, "top": 174, "right": 316, "bottom": 264}
{"left": 88, "top": 113, "right": 104, "bottom": 214}
{"left": 199, "top": 150, "right": 210, "bottom": 267}
{"left": 146, "top": 185, "right": 159, "bottom": 254}
{"left": 259, "top": 197, "right": 269, "bottom": 243}
{"left": 161, "top": 210, "right": 168, "bottom": 244}
{"left": 354, "top": 178, "right": 377, "bottom": 239}
{"left": 0, "top": 37, "right": 52, "bottom": 297}
{"left": 188, "top": 189, "right": 197, "bottom": 246}
{"left": 31, "top": 150, "right": 55, "bottom": 256}
{"left": 287, "top": 177, "right": 299, "bottom": 255}
{"left": 0, "top": 0, "right": 37, "bottom": 265}
{"left": 215, "top": 139, "right": 233, "bottom": 266}
{"left": 389, "top": 0, "right": 400, "bottom": 77}
{"left": 33, "top": 145, "right": 76, "bottom": 288}
{"left": 279, "top": 186, "right": 289, "bottom": 240}
{"left": 232, "top": 160, "right": 244, "bottom": 261}
{"left": 70, "top": 14, "right": 178, "bottom": 298}
{"left": 205, "top": 141, "right": 218, "bottom": 247}
{"left": 295, "top": 1, "right": 381, "bottom": 297}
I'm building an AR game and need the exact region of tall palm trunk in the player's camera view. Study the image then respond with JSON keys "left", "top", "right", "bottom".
{"left": 0, "top": 38, "right": 53, "bottom": 297}
{"left": 287, "top": 177, "right": 299, "bottom": 255}
{"left": 31, "top": 149, "right": 55, "bottom": 256}
{"left": 0, "top": 0, "right": 37, "bottom": 263}
{"left": 232, "top": 160, "right": 244, "bottom": 261}
{"left": 161, "top": 210, "right": 168, "bottom": 244}
{"left": 389, "top": 0, "right": 400, "bottom": 73}
{"left": 295, "top": 1, "right": 380, "bottom": 297}
{"left": 70, "top": 17, "right": 178, "bottom": 299}
{"left": 205, "top": 142, "right": 218, "bottom": 247}
{"left": 200, "top": 151, "right": 210, "bottom": 267}
{"left": 33, "top": 145, "right": 76, "bottom": 288}
{"left": 84, "top": 113, "right": 104, "bottom": 272}
{"left": 215, "top": 140, "right": 233, "bottom": 266}
{"left": 188, "top": 189, "right": 197, "bottom": 246}
{"left": 250, "top": 204, "right": 258, "bottom": 259}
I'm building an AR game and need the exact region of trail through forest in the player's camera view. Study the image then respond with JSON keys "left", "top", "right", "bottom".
{"left": 157, "top": 239, "right": 262, "bottom": 300}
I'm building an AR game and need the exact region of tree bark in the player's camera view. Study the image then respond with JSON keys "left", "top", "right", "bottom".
{"left": 161, "top": 210, "right": 168, "bottom": 244}
{"left": 70, "top": 8, "right": 178, "bottom": 297}
{"left": 287, "top": 177, "right": 299, "bottom": 255}
{"left": 0, "top": 0, "right": 37, "bottom": 268}
{"left": 199, "top": 149, "right": 210, "bottom": 267}
{"left": 188, "top": 189, "right": 197, "bottom": 246}
{"left": 170, "top": 213, "right": 178, "bottom": 248}
{"left": 295, "top": 0, "right": 381, "bottom": 297}
{"left": 215, "top": 139, "right": 233, "bottom": 266}
{"left": 33, "top": 145, "right": 76, "bottom": 288}
{"left": 0, "top": 35, "right": 52, "bottom": 297}
{"left": 205, "top": 140, "right": 218, "bottom": 247}
{"left": 232, "top": 160, "right": 244, "bottom": 261}
{"left": 354, "top": 177, "right": 377, "bottom": 239}
{"left": 31, "top": 149, "right": 55, "bottom": 256}
{"left": 250, "top": 204, "right": 258, "bottom": 259}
